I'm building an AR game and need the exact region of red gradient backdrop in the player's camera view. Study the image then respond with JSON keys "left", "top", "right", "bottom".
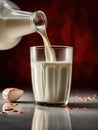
{"left": 0, "top": 0, "right": 98, "bottom": 90}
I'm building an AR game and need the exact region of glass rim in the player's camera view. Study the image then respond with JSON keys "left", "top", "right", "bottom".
{"left": 30, "top": 45, "right": 73, "bottom": 49}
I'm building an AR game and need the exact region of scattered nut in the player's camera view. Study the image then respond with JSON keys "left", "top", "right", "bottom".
{"left": 2, "top": 88, "right": 24, "bottom": 102}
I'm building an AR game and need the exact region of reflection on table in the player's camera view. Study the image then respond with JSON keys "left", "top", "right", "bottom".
{"left": 31, "top": 105, "right": 71, "bottom": 130}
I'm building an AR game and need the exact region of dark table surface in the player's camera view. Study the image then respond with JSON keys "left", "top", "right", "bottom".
{"left": 0, "top": 90, "right": 98, "bottom": 130}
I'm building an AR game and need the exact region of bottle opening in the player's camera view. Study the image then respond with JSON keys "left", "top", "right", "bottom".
{"left": 33, "top": 11, "right": 47, "bottom": 28}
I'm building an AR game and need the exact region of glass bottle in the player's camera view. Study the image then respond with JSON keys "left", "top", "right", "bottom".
{"left": 0, "top": 0, "right": 47, "bottom": 50}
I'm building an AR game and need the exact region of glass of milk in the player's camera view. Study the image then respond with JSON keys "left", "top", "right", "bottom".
{"left": 30, "top": 46, "right": 73, "bottom": 106}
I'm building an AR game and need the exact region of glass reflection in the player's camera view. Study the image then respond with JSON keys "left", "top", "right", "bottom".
{"left": 31, "top": 106, "right": 71, "bottom": 130}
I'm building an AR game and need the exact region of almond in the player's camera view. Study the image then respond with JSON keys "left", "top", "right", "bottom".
{"left": 2, "top": 88, "right": 24, "bottom": 102}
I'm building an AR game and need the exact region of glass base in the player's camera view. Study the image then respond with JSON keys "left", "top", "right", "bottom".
{"left": 36, "top": 101, "right": 68, "bottom": 107}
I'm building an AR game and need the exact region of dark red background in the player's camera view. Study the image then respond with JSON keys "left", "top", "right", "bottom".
{"left": 0, "top": 0, "right": 98, "bottom": 90}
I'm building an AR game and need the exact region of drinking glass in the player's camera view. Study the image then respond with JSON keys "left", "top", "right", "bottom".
{"left": 30, "top": 46, "right": 73, "bottom": 106}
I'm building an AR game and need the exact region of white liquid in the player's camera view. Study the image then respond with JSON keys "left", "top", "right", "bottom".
{"left": 0, "top": 17, "right": 36, "bottom": 49}
{"left": 31, "top": 62, "right": 72, "bottom": 104}
{"left": 36, "top": 25, "right": 56, "bottom": 61}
